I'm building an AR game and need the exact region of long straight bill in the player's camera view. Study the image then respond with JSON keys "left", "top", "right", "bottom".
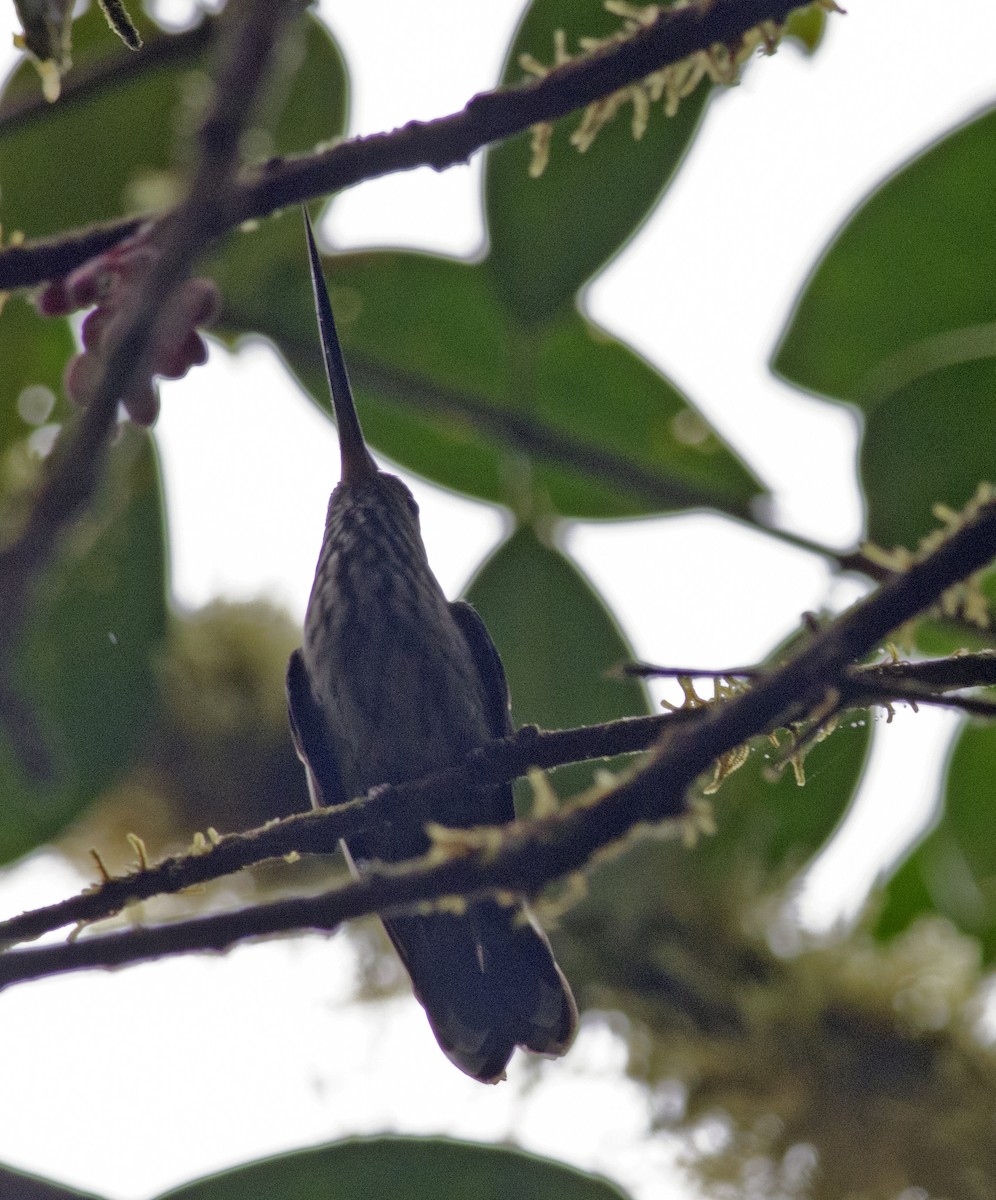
{"left": 302, "top": 207, "right": 376, "bottom": 484}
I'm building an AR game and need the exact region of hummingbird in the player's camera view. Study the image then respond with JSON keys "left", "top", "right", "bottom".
{"left": 286, "top": 210, "right": 577, "bottom": 1083}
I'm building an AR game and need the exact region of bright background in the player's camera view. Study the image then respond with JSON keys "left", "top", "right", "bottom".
{"left": 0, "top": 1, "right": 994, "bottom": 1196}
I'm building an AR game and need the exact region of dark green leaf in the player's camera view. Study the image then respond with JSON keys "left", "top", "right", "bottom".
{"left": 0, "top": 7, "right": 346, "bottom": 237}
{"left": 465, "top": 525, "right": 649, "bottom": 800}
{"left": 1, "top": 5, "right": 200, "bottom": 235}
{"left": 861, "top": 357, "right": 996, "bottom": 548}
{"left": 914, "top": 567, "right": 996, "bottom": 656}
{"left": 875, "top": 722, "right": 996, "bottom": 961}
{"left": 155, "top": 1137, "right": 631, "bottom": 1200}
{"left": 217, "top": 239, "right": 761, "bottom": 519}
{"left": 873, "top": 836, "right": 938, "bottom": 942}
{"left": 683, "top": 621, "right": 871, "bottom": 886}
{"left": 255, "top": 15, "right": 347, "bottom": 160}
{"left": 0, "top": 1161, "right": 103, "bottom": 1200}
{"left": 527, "top": 303, "right": 759, "bottom": 518}
{"left": 0, "top": 431, "right": 167, "bottom": 863}
{"left": 0, "top": 294, "right": 74, "bottom": 450}
{"left": 694, "top": 708, "right": 872, "bottom": 884}
{"left": 485, "top": 0, "right": 709, "bottom": 325}
{"left": 772, "top": 106, "right": 996, "bottom": 408}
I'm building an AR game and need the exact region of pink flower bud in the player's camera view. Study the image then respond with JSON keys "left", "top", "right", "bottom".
{"left": 35, "top": 279, "right": 72, "bottom": 317}
{"left": 36, "top": 222, "right": 218, "bottom": 425}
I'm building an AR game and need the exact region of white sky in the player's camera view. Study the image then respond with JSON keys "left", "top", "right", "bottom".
{"left": 0, "top": 1, "right": 994, "bottom": 1197}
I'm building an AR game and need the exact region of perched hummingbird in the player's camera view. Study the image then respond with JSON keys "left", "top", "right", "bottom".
{"left": 286, "top": 211, "right": 577, "bottom": 1083}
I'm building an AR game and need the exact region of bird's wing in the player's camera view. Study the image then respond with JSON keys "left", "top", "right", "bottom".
{"left": 285, "top": 648, "right": 348, "bottom": 811}
{"left": 448, "top": 600, "right": 515, "bottom": 826}
{"left": 448, "top": 600, "right": 513, "bottom": 739}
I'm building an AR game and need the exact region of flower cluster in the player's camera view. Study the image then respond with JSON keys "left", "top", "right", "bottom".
{"left": 36, "top": 226, "right": 220, "bottom": 426}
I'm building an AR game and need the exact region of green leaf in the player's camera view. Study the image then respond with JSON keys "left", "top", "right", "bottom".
{"left": 217, "top": 238, "right": 761, "bottom": 520}
{"left": 485, "top": 0, "right": 710, "bottom": 325}
{"left": 875, "top": 722, "right": 996, "bottom": 961}
{"left": 0, "top": 7, "right": 346, "bottom": 237}
{"left": 465, "top": 526, "right": 649, "bottom": 800}
{"left": 772, "top": 106, "right": 996, "bottom": 408}
{"left": 860, "top": 357, "right": 996, "bottom": 549}
{"left": 914, "top": 567, "right": 996, "bottom": 656}
{"left": 873, "top": 837, "right": 938, "bottom": 943}
{"left": 0, "top": 431, "right": 167, "bottom": 863}
{"left": 155, "top": 1137, "right": 631, "bottom": 1200}
{"left": 0, "top": 294, "right": 74, "bottom": 449}
{"left": 681, "top": 621, "right": 872, "bottom": 886}
{"left": 527, "top": 303, "right": 759, "bottom": 518}
{"left": 0, "top": 1161, "right": 103, "bottom": 1200}
{"left": 782, "top": 3, "right": 828, "bottom": 54}
{"left": 694, "top": 709, "right": 872, "bottom": 885}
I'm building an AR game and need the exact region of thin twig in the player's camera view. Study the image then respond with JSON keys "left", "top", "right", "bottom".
{"left": 621, "top": 662, "right": 764, "bottom": 679}
{"left": 2, "top": 498, "right": 995, "bottom": 988}
{"left": 866, "top": 691, "right": 996, "bottom": 718}
{"left": 623, "top": 653, "right": 996, "bottom": 693}
{"left": 0, "top": 0, "right": 827, "bottom": 290}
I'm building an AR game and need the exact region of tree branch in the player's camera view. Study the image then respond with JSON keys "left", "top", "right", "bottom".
{"left": 2, "top": 496, "right": 995, "bottom": 990}
{"left": 626, "top": 651, "right": 996, "bottom": 698}
{"left": 0, "top": 0, "right": 828, "bottom": 290}
{"left": 0, "top": 712, "right": 686, "bottom": 948}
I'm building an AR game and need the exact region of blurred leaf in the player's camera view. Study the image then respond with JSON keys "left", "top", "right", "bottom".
{"left": 254, "top": 14, "right": 346, "bottom": 160}
{"left": 155, "top": 1137, "right": 631, "bottom": 1200}
{"left": 914, "top": 567, "right": 996, "bottom": 656}
{"left": 0, "top": 4, "right": 200, "bottom": 235}
{"left": 875, "top": 722, "right": 996, "bottom": 961}
{"left": 861, "top": 357, "right": 996, "bottom": 548}
{"left": 217, "top": 236, "right": 762, "bottom": 519}
{"left": 681, "top": 620, "right": 871, "bottom": 887}
{"left": 772, "top": 105, "right": 996, "bottom": 407}
{"left": 528, "top": 304, "right": 759, "bottom": 518}
{"left": 695, "top": 708, "right": 872, "bottom": 885}
{"left": 0, "top": 1161, "right": 102, "bottom": 1199}
{"left": 0, "top": 431, "right": 167, "bottom": 863}
{"left": 0, "top": 7, "right": 345, "bottom": 237}
{"left": 485, "top": 0, "right": 710, "bottom": 325}
{"left": 465, "top": 525, "right": 649, "bottom": 800}
{"left": 0, "top": 294, "right": 74, "bottom": 449}
{"left": 873, "top": 837, "right": 938, "bottom": 942}
{"left": 782, "top": 3, "right": 828, "bottom": 53}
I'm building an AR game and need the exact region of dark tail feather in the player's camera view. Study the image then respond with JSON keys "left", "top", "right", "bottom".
{"left": 383, "top": 902, "right": 577, "bottom": 1084}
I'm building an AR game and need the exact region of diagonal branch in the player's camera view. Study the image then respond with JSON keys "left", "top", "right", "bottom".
{"left": 2, "top": 495, "right": 995, "bottom": 990}
{"left": 0, "top": 0, "right": 829, "bottom": 290}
